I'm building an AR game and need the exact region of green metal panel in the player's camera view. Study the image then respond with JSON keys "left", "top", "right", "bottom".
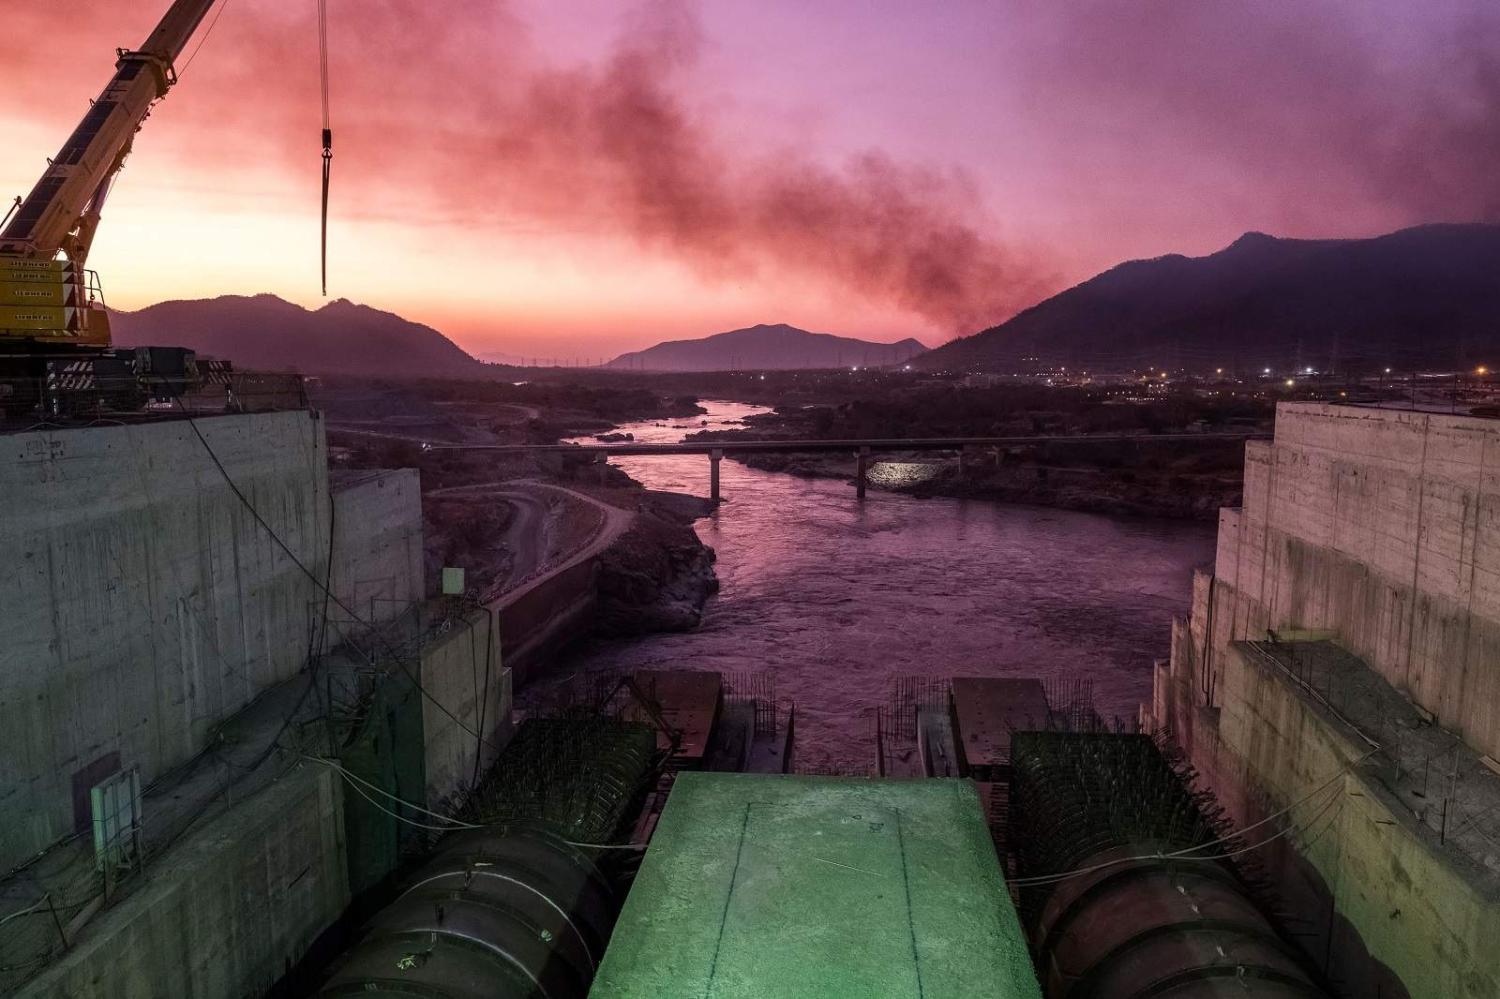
{"left": 591, "top": 773, "right": 1041, "bottom": 999}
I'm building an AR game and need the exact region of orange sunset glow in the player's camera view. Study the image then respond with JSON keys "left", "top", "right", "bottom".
{"left": 3, "top": 1, "right": 1496, "bottom": 359}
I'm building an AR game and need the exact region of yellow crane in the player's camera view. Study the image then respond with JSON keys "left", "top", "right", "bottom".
{"left": 1, "top": 0, "right": 331, "bottom": 417}
{"left": 1, "top": 0, "right": 223, "bottom": 349}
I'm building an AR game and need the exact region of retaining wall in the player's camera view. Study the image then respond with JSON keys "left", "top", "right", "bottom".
{"left": 1148, "top": 404, "right": 1500, "bottom": 997}
{"left": 420, "top": 608, "right": 511, "bottom": 810}
{"left": 1209, "top": 643, "right": 1500, "bottom": 999}
{"left": 16, "top": 765, "right": 348, "bottom": 999}
{"left": 0, "top": 412, "right": 330, "bottom": 872}
{"left": 1214, "top": 405, "right": 1500, "bottom": 758}
{"left": 330, "top": 469, "right": 425, "bottom": 627}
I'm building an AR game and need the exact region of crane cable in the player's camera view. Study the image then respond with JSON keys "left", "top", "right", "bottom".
{"left": 178, "top": 0, "right": 233, "bottom": 78}
{"left": 317, "top": 0, "right": 333, "bottom": 296}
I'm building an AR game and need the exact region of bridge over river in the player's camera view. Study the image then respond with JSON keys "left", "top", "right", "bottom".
{"left": 425, "top": 432, "right": 1266, "bottom": 501}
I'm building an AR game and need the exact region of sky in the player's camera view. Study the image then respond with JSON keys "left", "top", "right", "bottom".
{"left": 2, "top": 0, "right": 1496, "bottom": 359}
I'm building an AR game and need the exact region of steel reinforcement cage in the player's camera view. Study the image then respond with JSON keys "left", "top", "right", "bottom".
{"left": 1007, "top": 731, "right": 1328, "bottom": 999}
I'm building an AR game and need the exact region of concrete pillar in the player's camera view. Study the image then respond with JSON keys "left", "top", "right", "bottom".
{"left": 710, "top": 449, "right": 722, "bottom": 503}
{"left": 856, "top": 446, "right": 871, "bottom": 499}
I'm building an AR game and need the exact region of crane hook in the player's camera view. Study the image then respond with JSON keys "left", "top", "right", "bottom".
{"left": 317, "top": 0, "right": 332, "bottom": 296}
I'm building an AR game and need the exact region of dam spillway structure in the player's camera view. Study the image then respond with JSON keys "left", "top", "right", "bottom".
{"left": 1008, "top": 731, "right": 1328, "bottom": 998}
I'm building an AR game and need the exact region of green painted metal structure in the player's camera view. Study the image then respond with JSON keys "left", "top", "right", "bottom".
{"left": 590, "top": 773, "right": 1041, "bottom": 999}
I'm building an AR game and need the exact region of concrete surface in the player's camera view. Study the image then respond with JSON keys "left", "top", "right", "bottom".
{"left": 419, "top": 607, "right": 511, "bottom": 810}
{"left": 1213, "top": 641, "right": 1500, "bottom": 999}
{"left": 16, "top": 763, "right": 348, "bottom": 999}
{"left": 1148, "top": 403, "right": 1500, "bottom": 998}
{"left": 330, "top": 468, "right": 425, "bottom": 625}
{"left": 1216, "top": 404, "right": 1500, "bottom": 758}
{"left": 0, "top": 412, "right": 330, "bottom": 873}
{"left": 590, "top": 773, "right": 1040, "bottom": 999}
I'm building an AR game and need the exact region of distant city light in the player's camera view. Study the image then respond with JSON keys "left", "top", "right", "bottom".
{"left": 1384, "top": 367, "right": 1392, "bottom": 374}
{"left": 1285, "top": 379, "right": 1295, "bottom": 387}
{"left": 1263, "top": 367, "right": 1272, "bottom": 375}
{"left": 903, "top": 365, "right": 911, "bottom": 371}
{"left": 1304, "top": 366, "right": 1314, "bottom": 374}
{"left": 1216, "top": 368, "right": 1223, "bottom": 375}
{"left": 1478, "top": 366, "right": 1489, "bottom": 376}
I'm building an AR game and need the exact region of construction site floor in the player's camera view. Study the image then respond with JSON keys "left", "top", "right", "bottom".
{"left": 590, "top": 773, "right": 1040, "bottom": 998}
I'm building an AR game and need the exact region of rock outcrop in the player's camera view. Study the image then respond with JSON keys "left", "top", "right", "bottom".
{"left": 593, "top": 497, "right": 718, "bottom": 635}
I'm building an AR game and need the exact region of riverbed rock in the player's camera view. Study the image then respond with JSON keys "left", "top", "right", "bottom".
{"left": 641, "top": 489, "right": 717, "bottom": 523}
{"left": 594, "top": 508, "right": 719, "bottom": 635}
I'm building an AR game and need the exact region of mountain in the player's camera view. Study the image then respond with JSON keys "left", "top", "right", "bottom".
{"left": 914, "top": 223, "right": 1500, "bottom": 373}
{"left": 606, "top": 323, "right": 927, "bottom": 372}
{"left": 110, "top": 294, "right": 483, "bottom": 378}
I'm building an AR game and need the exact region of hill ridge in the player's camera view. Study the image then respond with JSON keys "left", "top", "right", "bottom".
{"left": 914, "top": 223, "right": 1500, "bottom": 373}
{"left": 110, "top": 294, "right": 483, "bottom": 378}
{"left": 608, "top": 322, "right": 927, "bottom": 372}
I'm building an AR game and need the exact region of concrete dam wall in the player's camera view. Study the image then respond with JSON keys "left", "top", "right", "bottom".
{"left": 0, "top": 412, "right": 330, "bottom": 872}
{"left": 1148, "top": 403, "right": 1500, "bottom": 999}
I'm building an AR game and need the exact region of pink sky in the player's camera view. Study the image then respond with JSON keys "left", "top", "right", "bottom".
{"left": 2, "top": 1, "right": 1495, "bottom": 359}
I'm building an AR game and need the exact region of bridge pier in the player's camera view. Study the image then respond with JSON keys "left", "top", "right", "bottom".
{"left": 856, "top": 446, "right": 871, "bottom": 499}
{"left": 710, "top": 448, "right": 722, "bottom": 503}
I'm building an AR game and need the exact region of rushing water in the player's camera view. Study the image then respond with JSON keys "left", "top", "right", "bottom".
{"left": 550, "top": 400, "right": 1215, "bottom": 771}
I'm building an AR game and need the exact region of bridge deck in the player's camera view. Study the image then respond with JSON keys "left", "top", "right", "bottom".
{"left": 425, "top": 431, "right": 1264, "bottom": 456}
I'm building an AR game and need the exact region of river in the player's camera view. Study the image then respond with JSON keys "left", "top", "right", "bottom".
{"left": 551, "top": 400, "right": 1216, "bottom": 771}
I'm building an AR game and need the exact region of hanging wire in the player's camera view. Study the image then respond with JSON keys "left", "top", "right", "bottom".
{"left": 317, "top": 0, "right": 333, "bottom": 296}
{"left": 178, "top": 0, "right": 232, "bottom": 78}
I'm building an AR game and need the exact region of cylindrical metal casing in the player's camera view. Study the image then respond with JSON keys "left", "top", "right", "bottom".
{"left": 318, "top": 825, "right": 614, "bottom": 999}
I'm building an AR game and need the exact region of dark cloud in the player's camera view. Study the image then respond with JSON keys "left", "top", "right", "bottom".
{"left": 1011, "top": 1, "right": 1500, "bottom": 223}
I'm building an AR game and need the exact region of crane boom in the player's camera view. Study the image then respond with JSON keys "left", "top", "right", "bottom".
{"left": 2, "top": 0, "right": 220, "bottom": 261}
{"left": 1, "top": 0, "right": 220, "bottom": 347}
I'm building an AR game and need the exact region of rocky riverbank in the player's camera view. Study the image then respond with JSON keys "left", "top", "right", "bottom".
{"left": 580, "top": 487, "right": 720, "bottom": 637}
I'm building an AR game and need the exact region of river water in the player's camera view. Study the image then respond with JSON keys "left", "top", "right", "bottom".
{"left": 554, "top": 400, "right": 1215, "bottom": 771}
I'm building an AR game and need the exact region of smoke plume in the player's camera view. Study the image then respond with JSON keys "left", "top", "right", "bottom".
{"left": 201, "top": 0, "right": 1050, "bottom": 332}
{"left": 7, "top": 0, "right": 1499, "bottom": 337}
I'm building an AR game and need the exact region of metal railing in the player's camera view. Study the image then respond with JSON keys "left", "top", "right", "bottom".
{"left": 1, "top": 367, "right": 308, "bottom": 429}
